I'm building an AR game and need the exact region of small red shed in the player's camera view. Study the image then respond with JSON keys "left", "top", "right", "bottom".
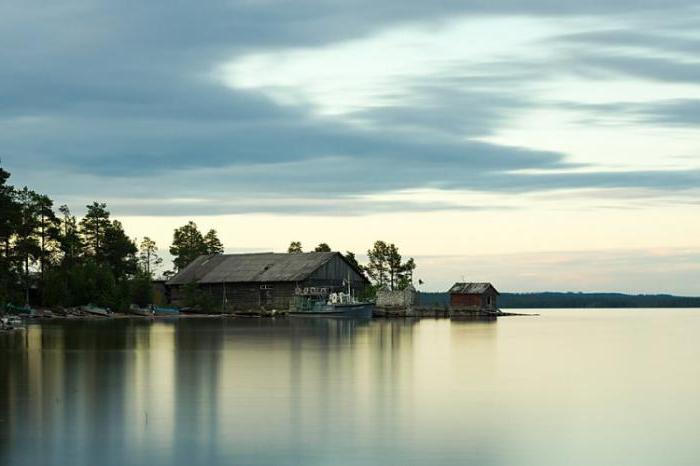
{"left": 448, "top": 282, "right": 499, "bottom": 311}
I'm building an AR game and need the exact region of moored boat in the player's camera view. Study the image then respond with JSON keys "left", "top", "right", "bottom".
{"left": 80, "top": 304, "right": 110, "bottom": 317}
{"left": 6, "top": 303, "right": 33, "bottom": 315}
{"left": 1, "top": 315, "right": 23, "bottom": 330}
{"left": 290, "top": 292, "right": 373, "bottom": 318}
{"left": 128, "top": 304, "right": 153, "bottom": 316}
{"left": 152, "top": 306, "right": 180, "bottom": 316}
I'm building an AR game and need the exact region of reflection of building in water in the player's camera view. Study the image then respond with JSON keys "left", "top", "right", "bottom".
{"left": 125, "top": 321, "right": 177, "bottom": 463}
{"left": 173, "top": 319, "right": 224, "bottom": 464}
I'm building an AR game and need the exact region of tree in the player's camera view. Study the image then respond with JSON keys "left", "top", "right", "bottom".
{"left": 129, "top": 271, "right": 153, "bottom": 307}
{"left": 386, "top": 243, "right": 403, "bottom": 291}
{"left": 203, "top": 229, "right": 224, "bottom": 254}
{"left": 314, "top": 243, "right": 331, "bottom": 252}
{"left": 0, "top": 167, "right": 19, "bottom": 259}
{"left": 0, "top": 167, "right": 20, "bottom": 306}
{"left": 138, "top": 236, "right": 162, "bottom": 276}
{"left": 57, "top": 205, "right": 82, "bottom": 267}
{"left": 366, "top": 241, "right": 389, "bottom": 288}
{"left": 102, "top": 220, "right": 137, "bottom": 279}
{"left": 398, "top": 257, "right": 416, "bottom": 290}
{"left": 13, "top": 187, "right": 42, "bottom": 305}
{"left": 80, "top": 202, "right": 110, "bottom": 259}
{"left": 344, "top": 251, "right": 361, "bottom": 270}
{"left": 170, "top": 221, "right": 206, "bottom": 271}
{"left": 366, "top": 241, "right": 416, "bottom": 290}
{"left": 288, "top": 241, "right": 303, "bottom": 253}
{"left": 35, "top": 194, "right": 59, "bottom": 283}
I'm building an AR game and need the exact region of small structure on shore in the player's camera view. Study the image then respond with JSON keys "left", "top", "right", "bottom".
{"left": 166, "top": 252, "right": 369, "bottom": 312}
{"left": 376, "top": 286, "right": 418, "bottom": 310}
{"left": 448, "top": 282, "right": 499, "bottom": 312}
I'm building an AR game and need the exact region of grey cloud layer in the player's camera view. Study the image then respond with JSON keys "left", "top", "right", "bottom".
{"left": 2, "top": 1, "right": 699, "bottom": 214}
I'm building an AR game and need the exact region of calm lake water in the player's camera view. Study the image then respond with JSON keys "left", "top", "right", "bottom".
{"left": 1, "top": 310, "right": 699, "bottom": 466}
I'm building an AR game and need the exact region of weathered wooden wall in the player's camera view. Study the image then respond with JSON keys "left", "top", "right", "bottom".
{"left": 306, "top": 254, "right": 367, "bottom": 293}
{"left": 450, "top": 291, "right": 498, "bottom": 310}
{"left": 167, "top": 254, "right": 369, "bottom": 311}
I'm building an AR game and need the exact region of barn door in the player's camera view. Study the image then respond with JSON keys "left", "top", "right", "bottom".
{"left": 259, "top": 286, "right": 273, "bottom": 307}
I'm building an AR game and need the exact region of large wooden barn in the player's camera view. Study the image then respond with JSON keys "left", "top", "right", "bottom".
{"left": 166, "top": 252, "right": 369, "bottom": 311}
{"left": 448, "top": 282, "right": 499, "bottom": 311}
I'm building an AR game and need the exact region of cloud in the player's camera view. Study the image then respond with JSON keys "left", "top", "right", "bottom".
{"left": 2, "top": 1, "right": 700, "bottom": 216}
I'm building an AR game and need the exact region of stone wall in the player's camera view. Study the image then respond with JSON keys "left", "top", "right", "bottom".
{"left": 376, "top": 287, "right": 418, "bottom": 308}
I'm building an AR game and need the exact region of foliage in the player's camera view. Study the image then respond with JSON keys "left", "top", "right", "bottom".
{"left": 129, "top": 271, "right": 154, "bottom": 307}
{"left": 288, "top": 241, "right": 302, "bottom": 253}
{"left": 182, "top": 281, "right": 218, "bottom": 311}
{"left": 0, "top": 167, "right": 20, "bottom": 308}
{"left": 0, "top": 167, "right": 146, "bottom": 309}
{"left": 138, "top": 236, "right": 162, "bottom": 276}
{"left": 344, "top": 251, "right": 361, "bottom": 270}
{"left": 365, "top": 241, "right": 415, "bottom": 291}
{"left": 80, "top": 202, "right": 110, "bottom": 259}
{"left": 57, "top": 205, "right": 82, "bottom": 267}
{"left": 170, "top": 221, "right": 207, "bottom": 271}
{"left": 203, "top": 229, "right": 224, "bottom": 254}
{"left": 14, "top": 187, "right": 44, "bottom": 304}
{"left": 102, "top": 220, "right": 137, "bottom": 279}
{"left": 0, "top": 165, "right": 426, "bottom": 311}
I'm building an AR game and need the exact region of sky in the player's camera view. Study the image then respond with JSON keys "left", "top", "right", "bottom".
{"left": 2, "top": 1, "right": 700, "bottom": 294}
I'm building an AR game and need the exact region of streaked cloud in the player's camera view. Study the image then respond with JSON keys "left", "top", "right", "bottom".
{"left": 2, "top": 1, "right": 700, "bottom": 291}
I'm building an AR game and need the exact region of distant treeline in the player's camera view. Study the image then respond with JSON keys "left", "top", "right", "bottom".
{"left": 419, "top": 292, "right": 700, "bottom": 308}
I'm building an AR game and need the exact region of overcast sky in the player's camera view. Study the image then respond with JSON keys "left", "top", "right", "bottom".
{"left": 2, "top": 1, "right": 700, "bottom": 293}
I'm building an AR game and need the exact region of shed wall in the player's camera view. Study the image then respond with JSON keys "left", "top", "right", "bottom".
{"left": 450, "top": 291, "right": 498, "bottom": 310}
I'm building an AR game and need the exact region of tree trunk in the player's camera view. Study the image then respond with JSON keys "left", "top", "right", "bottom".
{"left": 25, "top": 254, "right": 30, "bottom": 307}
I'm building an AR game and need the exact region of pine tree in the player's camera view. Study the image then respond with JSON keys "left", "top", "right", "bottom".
{"left": 0, "top": 167, "right": 20, "bottom": 305}
{"left": 102, "top": 220, "right": 137, "bottom": 279}
{"left": 170, "top": 221, "right": 207, "bottom": 271}
{"left": 203, "top": 229, "right": 224, "bottom": 254}
{"left": 13, "top": 187, "right": 42, "bottom": 305}
{"left": 57, "top": 205, "right": 82, "bottom": 267}
{"left": 138, "top": 236, "right": 163, "bottom": 276}
{"left": 366, "top": 241, "right": 389, "bottom": 288}
{"left": 80, "top": 202, "right": 110, "bottom": 259}
{"left": 288, "top": 241, "right": 303, "bottom": 253}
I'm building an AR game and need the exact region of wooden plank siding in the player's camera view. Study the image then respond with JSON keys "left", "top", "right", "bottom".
{"left": 167, "top": 252, "right": 369, "bottom": 311}
{"left": 449, "top": 289, "right": 499, "bottom": 311}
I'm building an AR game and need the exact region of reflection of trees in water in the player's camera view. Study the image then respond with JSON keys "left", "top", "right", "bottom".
{"left": 0, "top": 317, "right": 503, "bottom": 465}
{"left": 172, "top": 319, "right": 223, "bottom": 464}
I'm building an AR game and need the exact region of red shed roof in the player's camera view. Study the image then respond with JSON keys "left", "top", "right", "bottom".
{"left": 448, "top": 282, "right": 499, "bottom": 295}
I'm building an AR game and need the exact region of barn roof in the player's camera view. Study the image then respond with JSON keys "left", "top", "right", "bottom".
{"left": 166, "top": 252, "right": 358, "bottom": 285}
{"left": 448, "top": 282, "right": 499, "bottom": 295}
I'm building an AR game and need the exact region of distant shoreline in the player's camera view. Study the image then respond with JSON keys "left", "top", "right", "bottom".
{"left": 420, "top": 292, "right": 700, "bottom": 308}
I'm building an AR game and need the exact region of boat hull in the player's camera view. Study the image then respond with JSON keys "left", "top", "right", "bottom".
{"left": 290, "top": 302, "right": 374, "bottom": 318}
{"left": 152, "top": 306, "right": 180, "bottom": 316}
{"left": 81, "top": 306, "right": 109, "bottom": 317}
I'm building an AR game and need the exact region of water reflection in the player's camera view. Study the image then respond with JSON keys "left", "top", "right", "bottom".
{"left": 2, "top": 312, "right": 697, "bottom": 466}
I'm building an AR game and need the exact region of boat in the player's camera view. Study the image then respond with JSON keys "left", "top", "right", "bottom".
{"left": 128, "top": 304, "right": 153, "bottom": 316}
{"left": 6, "top": 303, "right": 33, "bottom": 315}
{"left": 290, "top": 291, "right": 374, "bottom": 318}
{"left": 179, "top": 307, "right": 212, "bottom": 315}
{"left": 151, "top": 306, "right": 180, "bottom": 316}
{"left": 80, "top": 304, "right": 110, "bottom": 317}
{"left": 1, "top": 315, "right": 23, "bottom": 330}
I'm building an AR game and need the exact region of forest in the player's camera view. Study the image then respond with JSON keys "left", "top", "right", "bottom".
{"left": 0, "top": 166, "right": 224, "bottom": 311}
